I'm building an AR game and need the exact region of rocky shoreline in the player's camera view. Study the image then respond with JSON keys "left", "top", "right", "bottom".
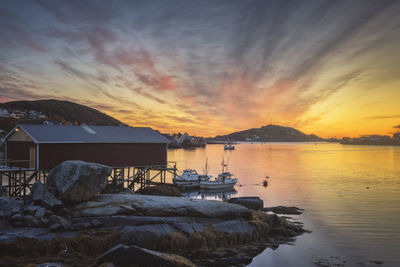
{"left": 0, "top": 161, "right": 308, "bottom": 266}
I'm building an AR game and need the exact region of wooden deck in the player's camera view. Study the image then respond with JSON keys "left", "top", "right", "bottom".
{"left": 0, "top": 160, "right": 177, "bottom": 197}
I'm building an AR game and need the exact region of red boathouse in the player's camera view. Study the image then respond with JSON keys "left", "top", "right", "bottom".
{"left": 4, "top": 124, "right": 169, "bottom": 170}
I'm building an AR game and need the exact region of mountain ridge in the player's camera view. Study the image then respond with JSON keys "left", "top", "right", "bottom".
{"left": 0, "top": 99, "right": 124, "bottom": 132}
{"left": 212, "top": 124, "right": 324, "bottom": 142}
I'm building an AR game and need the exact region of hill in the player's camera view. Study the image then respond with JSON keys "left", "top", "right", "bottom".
{"left": 0, "top": 99, "right": 124, "bottom": 133}
{"left": 212, "top": 124, "right": 324, "bottom": 142}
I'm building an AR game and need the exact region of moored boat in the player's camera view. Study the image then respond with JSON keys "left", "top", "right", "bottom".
{"left": 200, "top": 159, "right": 238, "bottom": 189}
{"left": 224, "top": 144, "right": 235, "bottom": 150}
{"left": 173, "top": 169, "right": 212, "bottom": 188}
{"left": 200, "top": 172, "right": 238, "bottom": 189}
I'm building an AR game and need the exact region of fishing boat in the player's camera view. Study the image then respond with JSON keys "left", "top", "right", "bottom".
{"left": 173, "top": 160, "right": 212, "bottom": 188}
{"left": 200, "top": 159, "right": 238, "bottom": 189}
{"left": 173, "top": 169, "right": 212, "bottom": 188}
{"left": 224, "top": 144, "right": 235, "bottom": 150}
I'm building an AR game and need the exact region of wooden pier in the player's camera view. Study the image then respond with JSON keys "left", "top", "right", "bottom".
{"left": 0, "top": 160, "right": 177, "bottom": 197}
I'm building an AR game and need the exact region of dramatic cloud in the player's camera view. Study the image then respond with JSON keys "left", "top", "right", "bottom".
{"left": 1, "top": 0, "right": 400, "bottom": 137}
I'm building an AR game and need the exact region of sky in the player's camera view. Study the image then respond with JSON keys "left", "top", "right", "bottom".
{"left": 1, "top": 0, "right": 400, "bottom": 138}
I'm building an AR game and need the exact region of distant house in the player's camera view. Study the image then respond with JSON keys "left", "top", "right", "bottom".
{"left": 28, "top": 110, "right": 38, "bottom": 118}
{"left": 394, "top": 133, "right": 400, "bottom": 140}
{"left": 0, "top": 109, "right": 9, "bottom": 117}
{"left": 3, "top": 124, "right": 169, "bottom": 170}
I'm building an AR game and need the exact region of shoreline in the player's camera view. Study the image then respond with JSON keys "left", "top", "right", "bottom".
{"left": 0, "top": 161, "right": 309, "bottom": 267}
{"left": 0, "top": 194, "right": 308, "bottom": 267}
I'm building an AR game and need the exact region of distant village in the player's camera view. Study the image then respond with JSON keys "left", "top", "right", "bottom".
{"left": 0, "top": 108, "right": 47, "bottom": 120}
{"left": 0, "top": 107, "right": 92, "bottom": 128}
{"left": 163, "top": 133, "right": 207, "bottom": 149}
{"left": 0, "top": 108, "right": 94, "bottom": 138}
{"left": 340, "top": 133, "right": 400, "bottom": 145}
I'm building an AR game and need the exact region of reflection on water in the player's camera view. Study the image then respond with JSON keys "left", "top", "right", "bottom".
{"left": 168, "top": 143, "right": 400, "bottom": 267}
{"left": 181, "top": 188, "right": 237, "bottom": 200}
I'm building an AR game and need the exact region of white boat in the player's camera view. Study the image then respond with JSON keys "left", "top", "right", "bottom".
{"left": 173, "top": 169, "right": 212, "bottom": 188}
{"left": 200, "top": 172, "right": 238, "bottom": 189}
{"left": 224, "top": 144, "right": 235, "bottom": 150}
{"left": 200, "top": 159, "right": 238, "bottom": 189}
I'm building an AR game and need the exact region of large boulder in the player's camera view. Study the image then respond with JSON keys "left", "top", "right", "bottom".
{"left": 31, "top": 181, "right": 62, "bottom": 209}
{"left": 46, "top": 161, "right": 112, "bottom": 203}
{"left": 97, "top": 244, "right": 196, "bottom": 267}
{"left": 227, "top": 197, "right": 264, "bottom": 210}
{"left": 74, "top": 194, "right": 252, "bottom": 219}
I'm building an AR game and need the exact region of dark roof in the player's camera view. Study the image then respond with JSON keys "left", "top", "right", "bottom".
{"left": 7, "top": 124, "right": 169, "bottom": 144}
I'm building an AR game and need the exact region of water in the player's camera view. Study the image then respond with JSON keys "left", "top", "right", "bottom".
{"left": 167, "top": 143, "right": 400, "bottom": 267}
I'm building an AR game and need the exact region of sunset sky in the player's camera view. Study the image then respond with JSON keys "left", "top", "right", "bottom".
{"left": 1, "top": 0, "right": 400, "bottom": 137}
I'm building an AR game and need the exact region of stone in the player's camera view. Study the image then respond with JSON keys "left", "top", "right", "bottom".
{"left": 49, "top": 215, "right": 70, "bottom": 230}
{"left": 10, "top": 213, "right": 23, "bottom": 222}
{"left": 72, "top": 222, "right": 91, "bottom": 230}
{"left": 212, "top": 220, "right": 255, "bottom": 235}
{"left": 74, "top": 194, "right": 252, "bottom": 219}
{"left": 45, "top": 210, "right": 54, "bottom": 216}
{"left": 0, "top": 219, "right": 9, "bottom": 230}
{"left": 31, "top": 181, "right": 62, "bottom": 209}
{"left": 36, "top": 262, "right": 66, "bottom": 267}
{"left": 40, "top": 218, "right": 49, "bottom": 225}
{"left": 24, "top": 215, "right": 40, "bottom": 227}
{"left": 35, "top": 207, "right": 46, "bottom": 218}
{"left": 120, "top": 204, "right": 136, "bottom": 213}
{"left": 49, "top": 223, "right": 62, "bottom": 231}
{"left": 136, "top": 184, "right": 182, "bottom": 197}
{"left": 97, "top": 244, "right": 196, "bottom": 267}
{"left": 0, "top": 197, "right": 24, "bottom": 217}
{"left": 119, "top": 224, "right": 176, "bottom": 246}
{"left": 46, "top": 160, "right": 112, "bottom": 202}
{"left": 227, "top": 197, "right": 264, "bottom": 210}
{"left": 192, "top": 223, "right": 208, "bottom": 232}
{"left": 11, "top": 206, "right": 21, "bottom": 214}
{"left": 27, "top": 205, "right": 41, "bottom": 214}
{"left": 263, "top": 206, "right": 304, "bottom": 215}
{"left": 91, "top": 219, "right": 102, "bottom": 227}
{"left": 172, "top": 222, "right": 195, "bottom": 235}
{"left": 171, "top": 222, "right": 208, "bottom": 235}
{"left": 0, "top": 186, "right": 7, "bottom": 197}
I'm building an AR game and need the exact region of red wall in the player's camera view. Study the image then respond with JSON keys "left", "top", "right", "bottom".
{"left": 39, "top": 143, "right": 167, "bottom": 170}
{"left": 6, "top": 141, "right": 35, "bottom": 168}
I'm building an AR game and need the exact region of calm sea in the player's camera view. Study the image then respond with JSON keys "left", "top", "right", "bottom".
{"left": 167, "top": 143, "right": 400, "bottom": 267}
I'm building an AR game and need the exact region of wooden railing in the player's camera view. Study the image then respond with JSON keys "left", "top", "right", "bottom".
{"left": 0, "top": 159, "right": 33, "bottom": 170}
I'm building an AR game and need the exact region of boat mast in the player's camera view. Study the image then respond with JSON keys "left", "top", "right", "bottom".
{"left": 205, "top": 158, "right": 208, "bottom": 175}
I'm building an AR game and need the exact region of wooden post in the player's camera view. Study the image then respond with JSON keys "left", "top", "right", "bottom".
{"left": 174, "top": 164, "right": 177, "bottom": 179}
{"left": 8, "top": 172, "right": 11, "bottom": 196}
{"left": 23, "top": 171, "right": 26, "bottom": 196}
